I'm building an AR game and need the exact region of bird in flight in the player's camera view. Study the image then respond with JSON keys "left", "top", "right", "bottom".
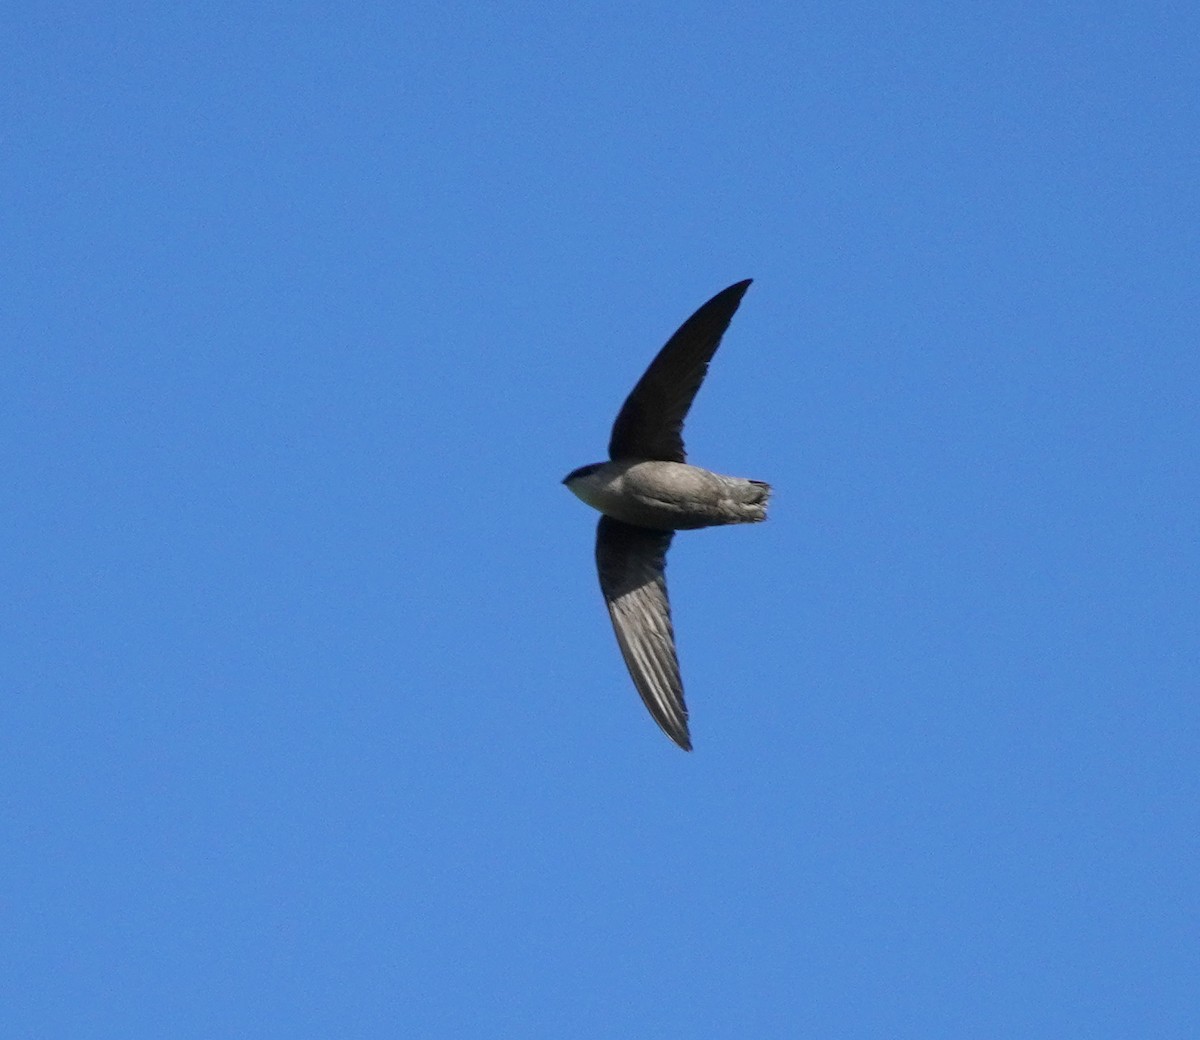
{"left": 563, "top": 280, "right": 771, "bottom": 750}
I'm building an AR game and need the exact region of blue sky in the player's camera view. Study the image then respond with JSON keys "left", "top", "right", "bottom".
{"left": 3, "top": 3, "right": 1197, "bottom": 1037}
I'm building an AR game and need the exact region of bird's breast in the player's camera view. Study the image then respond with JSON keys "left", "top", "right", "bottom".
{"left": 567, "top": 460, "right": 751, "bottom": 530}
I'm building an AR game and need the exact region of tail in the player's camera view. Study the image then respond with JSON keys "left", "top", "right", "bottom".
{"left": 743, "top": 479, "right": 771, "bottom": 522}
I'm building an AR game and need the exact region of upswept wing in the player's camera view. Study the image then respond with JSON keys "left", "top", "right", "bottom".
{"left": 607, "top": 279, "right": 752, "bottom": 462}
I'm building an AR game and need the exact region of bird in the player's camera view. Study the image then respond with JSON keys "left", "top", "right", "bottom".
{"left": 563, "top": 279, "right": 771, "bottom": 750}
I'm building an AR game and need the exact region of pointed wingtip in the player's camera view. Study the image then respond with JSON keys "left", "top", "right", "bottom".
{"left": 700, "top": 279, "right": 753, "bottom": 312}
{"left": 667, "top": 726, "right": 693, "bottom": 752}
{"left": 705, "top": 278, "right": 753, "bottom": 318}
{"left": 719, "top": 278, "right": 753, "bottom": 302}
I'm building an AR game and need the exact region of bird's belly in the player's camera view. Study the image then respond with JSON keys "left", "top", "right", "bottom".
{"left": 573, "top": 460, "right": 762, "bottom": 530}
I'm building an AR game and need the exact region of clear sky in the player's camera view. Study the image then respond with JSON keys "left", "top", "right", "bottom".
{"left": 3, "top": 3, "right": 1196, "bottom": 1038}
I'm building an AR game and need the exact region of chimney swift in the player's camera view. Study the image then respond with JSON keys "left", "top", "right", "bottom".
{"left": 563, "top": 279, "right": 771, "bottom": 750}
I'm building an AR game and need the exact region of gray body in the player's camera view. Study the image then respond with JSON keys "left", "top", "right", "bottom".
{"left": 570, "top": 459, "right": 769, "bottom": 531}
{"left": 563, "top": 279, "right": 770, "bottom": 751}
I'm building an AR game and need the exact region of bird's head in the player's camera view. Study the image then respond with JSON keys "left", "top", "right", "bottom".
{"left": 562, "top": 462, "right": 604, "bottom": 488}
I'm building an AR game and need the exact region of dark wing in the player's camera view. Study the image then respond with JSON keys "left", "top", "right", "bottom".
{"left": 608, "top": 279, "right": 752, "bottom": 463}
{"left": 595, "top": 516, "right": 691, "bottom": 751}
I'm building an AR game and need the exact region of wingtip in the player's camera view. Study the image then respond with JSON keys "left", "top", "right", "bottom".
{"left": 667, "top": 727, "right": 693, "bottom": 752}
{"left": 715, "top": 278, "right": 753, "bottom": 310}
